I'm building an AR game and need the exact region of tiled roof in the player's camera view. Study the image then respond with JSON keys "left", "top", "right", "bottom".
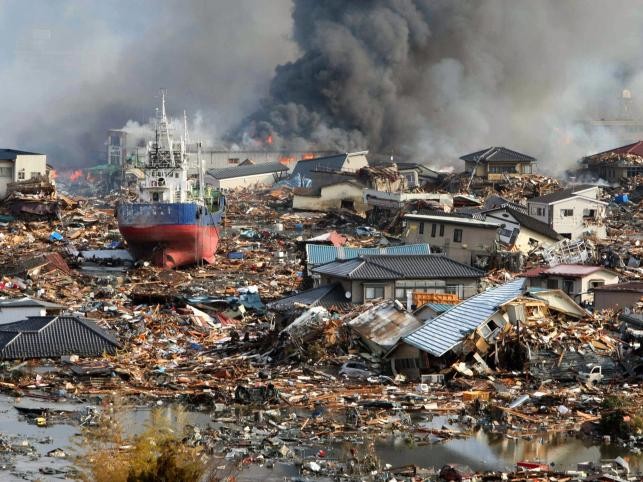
{"left": 403, "top": 278, "right": 527, "bottom": 357}
{"left": 460, "top": 147, "right": 536, "bottom": 164}
{"left": 528, "top": 185, "right": 597, "bottom": 204}
{"left": 207, "top": 162, "right": 288, "bottom": 180}
{"left": 0, "top": 316, "right": 120, "bottom": 359}
{"left": 484, "top": 207, "right": 561, "bottom": 240}
{"left": 312, "top": 254, "right": 484, "bottom": 280}
{"left": 306, "top": 243, "right": 431, "bottom": 267}
{"left": 0, "top": 297, "right": 64, "bottom": 309}
{"left": 267, "top": 283, "right": 353, "bottom": 311}
{"left": 587, "top": 140, "right": 643, "bottom": 158}
{"left": 404, "top": 213, "right": 499, "bottom": 228}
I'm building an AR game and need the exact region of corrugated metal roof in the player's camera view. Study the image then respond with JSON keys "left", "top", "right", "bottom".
{"left": 424, "top": 303, "right": 455, "bottom": 314}
{"left": 306, "top": 243, "right": 431, "bottom": 267}
{"left": 207, "top": 162, "right": 288, "bottom": 180}
{"left": 312, "top": 254, "right": 484, "bottom": 280}
{"left": 403, "top": 278, "right": 527, "bottom": 357}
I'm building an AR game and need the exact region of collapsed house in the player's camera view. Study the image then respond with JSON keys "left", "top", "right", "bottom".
{"left": 581, "top": 140, "right": 643, "bottom": 184}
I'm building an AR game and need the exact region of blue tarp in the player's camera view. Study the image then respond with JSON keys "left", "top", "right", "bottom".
{"left": 49, "top": 231, "right": 64, "bottom": 242}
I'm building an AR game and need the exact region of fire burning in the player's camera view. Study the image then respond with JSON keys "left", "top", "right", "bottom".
{"left": 69, "top": 169, "right": 83, "bottom": 182}
{"left": 302, "top": 153, "right": 315, "bottom": 160}
{"left": 49, "top": 169, "right": 58, "bottom": 180}
{"left": 265, "top": 134, "right": 273, "bottom": 145}
{"left": 278, "top": 155, "right": 295, "bottom": 165}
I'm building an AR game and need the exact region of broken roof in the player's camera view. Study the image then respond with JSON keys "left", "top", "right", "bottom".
{"left": 306, "top": 243, "right": 431, "bottom": 267}
{"left": 587, "top": 140, "right": 643, "bottom": 159}
{"left": 291, "top": 151, "right": 368, "bottom": 180}
{"left": 459, "top": 147, "right": 536, "bottom": 164}
{"left": 312, "top": 254, "right": 484, "bottom": 280}
{"left": 402, "top": 278, "right": 527, "bottom": 357}
{"left": 348, "top": 301, "right": 422, "bottom": 354}
{"left": 484, "top": 207, "right": 561, "bottom": 240}
{"left": 0, "top": 316, "right": 120, "bottom": 359}
{"left": 0, "top": 297, "right": 65, "bottom": 310}
{"left": 591, "top": 281, "right": 643, "bottom": 293}
{"left": 527, "top": 184, "right": 598, "bottom": 204}
{"left": 267, "top": 283, "right": 352, "bottom": 312}
{"left": 207, "top": 162, "right": 288, "bottom": 180}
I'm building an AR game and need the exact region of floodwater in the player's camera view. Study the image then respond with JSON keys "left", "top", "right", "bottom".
{"left": 0, "top": 396, "right": 640, "bottom": 480}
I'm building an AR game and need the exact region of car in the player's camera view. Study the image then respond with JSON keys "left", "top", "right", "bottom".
{"left": 339, "top": 361, "right": 375, "bottom": 379}
{"left": 355, "top": 226, "right": 379, "bottom": 237}
{"left": 578, "top": 364, "right": 603, "bottom": 384}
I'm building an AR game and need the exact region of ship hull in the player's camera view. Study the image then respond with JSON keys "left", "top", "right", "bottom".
{"left": 117, "top": 202, "right": 223, "bottom": 268}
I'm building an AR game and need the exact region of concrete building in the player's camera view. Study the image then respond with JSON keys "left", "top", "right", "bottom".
{"left": 460, "top": 147, "right": 536, "bottom": 181}
{"left": 106, "top": 130, "right": 127, "bottom": 165}
{"left": 0, "top": 149, "right": 47, "bottom": 199}
{"left": 592, "top": 281, "right": 643, "bottom": 311}
{"left": 481, "top": 206, "right": 562, "bottom": 253}
{"left": 403, "top": 213, "right": 499, "bottom": 266}
{"left": 522, "top": 264, "right": 619, "bottom": 303}
{"left": 527, "top": 185, "right": 607, "bottom": 240}
{"left": 312, "top": 254, "right": 483, "bottom": 304}
{"left": 206, "top": 161, "right": 289, "bottom": 190}
{"left": 292, "top": 180, "right": 368, "bottom": 215}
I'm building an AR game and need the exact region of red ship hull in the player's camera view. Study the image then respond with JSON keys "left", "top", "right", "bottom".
{"left": 119, "top": 224, "right": 219, "bottom": 268}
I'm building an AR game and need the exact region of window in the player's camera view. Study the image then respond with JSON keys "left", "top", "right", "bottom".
{"left": 364, "top": 286, "right": 384, "bottom": 300}
{"left": 627, "top": 167, "right": 642, "bottom": 177}
{"left": 453, "top": 229, "right": 463, "bottom": 243}
{"left": 431, "top": 223, "right": 437, "bottom": 237}
{"left": 17, "top": 170, "right": 25, "bottom": 180}
{"left": 489, "top": 165, "right": 516, "bottom": 173}
{"left": 562, "top": 279, "right": 574, "bottom": 294}
{"left": 561, "top": 209, "right": 573, "bottom": 217}
{"left": 0, "top": 167, "right": 12, "bottom": 177}
{"left": 499, "top": 228, "right": 513, "bottom": 238}
{"left": 533, "top": 207, "right": 545, "bottom": 216}
{"left": 546, "top": 279, "right": 558, "bottom": 289}
{"left": 589, "top": 280, "right": 604, "bottom": 289}
{"left": 446, "top": 284, "right": 464, "bottom": 299}
{"left": 394, "top": 358, "right": 418, "bottom": 371}
{"left": 419, "top": 222, "right": 424, "bottom": 235}
{"left": 30, "top": 172, "right": 39, "bottom": 179}
{"left": 439, "top": 224, "right": 444, "bottom": 237}
{"left": 228, "top": 158, "right": 239, "bottom": 165}
{"left": 583, "top": 209, "right": 596, "bottom": 218}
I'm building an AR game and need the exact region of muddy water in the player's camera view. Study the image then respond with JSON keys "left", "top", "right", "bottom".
{"left": 0, "top": 396, "right": 640, "bottom": 480}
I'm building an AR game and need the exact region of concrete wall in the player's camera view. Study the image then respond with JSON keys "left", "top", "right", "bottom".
{"left": 548, "top": 197, "right": 606, "bottom": 239}
{"left": 13, "top": 154, "right": 47, "bottom": 182}
{"left": 594, "top": 290, "right": 642, "bottom": 310}
{"left": 0, "top": 160, "right": 13, "bottom": 199}
{"left": 0, "top": 306, "right": 45, "bottom": 324}
{"left": 213, "top": 172, "right": 282, "bottom": 190}
{"left": 293, "top": 183, "right": 368, "bottom": 215}
{"left": 404, "top": 219, "right": 497, "bottom": 265}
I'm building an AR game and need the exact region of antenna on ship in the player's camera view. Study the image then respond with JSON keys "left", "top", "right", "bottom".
{"left": 183, "top": 110, "right": 190, "bottom": 147}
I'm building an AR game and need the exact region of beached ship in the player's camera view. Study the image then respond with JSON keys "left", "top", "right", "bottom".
{"left": 116, "top": 92, "right": 225, "bottom": 268}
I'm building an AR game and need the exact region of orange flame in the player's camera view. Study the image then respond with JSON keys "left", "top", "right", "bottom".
{"left": 50, "top": 169, "right": 58, "bottom": 180}
{"left": 266, "top": 134, "right": 273, "bottom": 145}
{"left": 69, "top": 169, "right": 83, "bottom": 182}
{"left": 279, "top": 155, "right": 295, "bottom": 165}
{"left": 302, "top": 153, "right": 315, "bottom": 160}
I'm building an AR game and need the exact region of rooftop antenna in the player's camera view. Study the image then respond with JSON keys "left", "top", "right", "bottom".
{"left": 183, "top": 110, "right": 190, "bottom": 147}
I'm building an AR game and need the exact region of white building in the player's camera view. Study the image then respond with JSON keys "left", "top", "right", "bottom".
{"left": 0, "top": 297, "right": 65, "bottom": 324}
{"left": 527, "top": 185, "right": 607, "bottom": 240}
{"left": 0, "top": 149, "right": 47, "bottom": 199}
{"left": 106, "top": 130, "right": 127, "bottom": 165}
{"left": 206, "top": 162, "right": 289, "bottom": 190}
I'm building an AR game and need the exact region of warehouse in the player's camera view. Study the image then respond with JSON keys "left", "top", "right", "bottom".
{"left": 205, "top": 161, "right": 289, "bottom": 190}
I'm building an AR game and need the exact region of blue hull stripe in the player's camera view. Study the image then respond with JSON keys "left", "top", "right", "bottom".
{"left": 117, "top": 202, "right": 223, "bottom": 227}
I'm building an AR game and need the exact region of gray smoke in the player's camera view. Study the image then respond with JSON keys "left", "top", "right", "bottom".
{"left": 236, "top": 0, "right": 643, "bottom": 172}
{"left": 1, "top": 0, "right": 295, "bottom": 166}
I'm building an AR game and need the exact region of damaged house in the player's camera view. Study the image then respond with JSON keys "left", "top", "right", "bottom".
{"left": 312, "top": 253, "right": 484, "bottom": 304}
{"left": 522, "top": 264, "right": 619, "bottom": 303}
{"left": 403, "top": 213, "right": 499, "bottom": 267}
{"left": 290, "top": 150, "right": 369, "bottom": 188}
{"left": 0, "top": 148, "right": 48, "bottom": 199}
{"left": 293, "top": 180, "right": 369, "bottom": 215}
{"left": 526, "top": 184, "right": 607, "bottom": 240}
{"left": 581, "top": 140, "right": 643, "bottom": 183}
{"left": 460, "top": 147, "right": 536, "bottom": 181}
{"left": 480, "top": 206, "right": 562, "bottom": 253}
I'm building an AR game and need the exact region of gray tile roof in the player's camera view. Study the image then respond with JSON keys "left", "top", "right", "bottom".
{"left": 528, "top": 185, "right": 597, "bottom": 204}
{"left": 306, "top": 243, "right": 431, "bottom": 267}
{"left": 0, "top": 316, "right": 120, "bottom": 359}
{"left": 312, "top": 254, "right": 484, "bottom": 280}
{"left": 504, "top": 207, "right": 562, "bottom": 240}
{"left": 207, "top": 162, "right": 288, "bottom": 180}
{"left": 403, "top": 278, "right": 526, "bottom": 357}
{"left": 267, "top": 283, "right": 353, "bottom": 311}
{"left": 460, "top": 147, "right": 536, "bottom": 164}
{"left": 291, "top": 153, "right": 349, "bottom": 179}
{"left": 0, "top": 297, "right": 64, "bottom": 309}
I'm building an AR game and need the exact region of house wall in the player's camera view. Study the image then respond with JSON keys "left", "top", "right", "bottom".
{"left": 343, "top": 152, "right": 369, "bottom": 171}
{"left": 404, "top": 219, "right": 497, "bottom": 265}
{"left": 213, "top": 172, "right": 282, "bottom": 190}
{"left": 293, "top": 183, "right": 368, "bottom": 215}
{"left": 13, "top": 154, "right": 47, "bottom": 182}
{"left": 0, "top": 306, "right": 45, "bottom": 324}
{"left": 547, "top": 197, "right": 606, "bottom": 239}
{"left": 0, "top": 160, "right": 13, "bottom": 199}
{"left": 515, "top": 227, "right": 558, "bottom": 253}
{"left": 528, "top": 271, "right": 619, "bottom": 302}
{"left": 594, "top": 291, "right": 642, "bottom": 311}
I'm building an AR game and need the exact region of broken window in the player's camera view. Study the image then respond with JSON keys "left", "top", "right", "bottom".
{"left": 589, "top": 280, "right": 604, "bottom": 289}
{"left": 340, "top": 199, "right": 354, "bottom": 210}
{"left": 453, "top": 229, "right": 463, "bottom": 243}
{"left": 582, "top": 208, "right": 596, "bottom": 218}
{"left": 562, "top": 279, "right": 574, "bottom": 294}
